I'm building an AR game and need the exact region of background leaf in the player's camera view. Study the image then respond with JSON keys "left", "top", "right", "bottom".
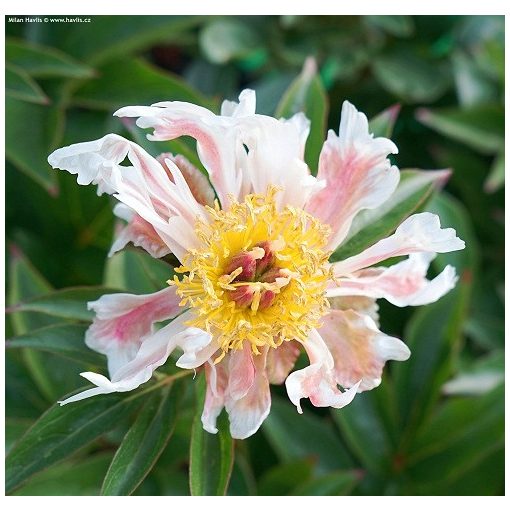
{"left": 189, "top": 373, "right": 234, "bottom": 496}
{"left": 101, "top": 382, "right": 182, "bottom": 495}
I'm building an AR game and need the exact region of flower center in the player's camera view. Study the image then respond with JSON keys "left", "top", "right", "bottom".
{"left": 169, "top": 187, "right": 331, "bottom": 359}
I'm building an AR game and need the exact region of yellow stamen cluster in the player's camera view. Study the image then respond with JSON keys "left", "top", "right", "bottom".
{"left": 169, "top": 187, "right": 331, "bottom": 359}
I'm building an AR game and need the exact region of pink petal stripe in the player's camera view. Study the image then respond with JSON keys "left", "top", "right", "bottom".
{"left": 331, "top": 212, "right": 465, "bottom": 277}
{"left": 328, "top": 253, "right": 459, "bottom": 307}
{"left": 318, "top": 309, "right": 410, "bottom": 392}
{"left": 86, "top": 286, "right": 182, "bottom": 377}
{"left": 59, "top": 311, "right": 211, "bottom": 405}
{"left": 306, "top": 101, "right": 399, "bottom": 250}
{"left": 48, "top": 134, "right": 207, "bottom": 262}
{"left": 285, "top": 330, "right": 360, "bottom": 413}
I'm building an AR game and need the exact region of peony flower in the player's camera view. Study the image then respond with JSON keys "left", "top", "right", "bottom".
{"left": 48, "top": 89, "right": 464, "bottom": 439}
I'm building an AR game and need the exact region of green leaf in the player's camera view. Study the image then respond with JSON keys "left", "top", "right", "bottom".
{"left": 365, "top": 16, "right": 414, "bottom": 37}
{"left": 6, "top": 97, "right": 61, "bottom": 193}
{"left": 331, "top": 382, "right": 396, "bottom": 475}
{"left": 416, "top": 105, "right": 504, "bottom": 155}
{"left": 291, "top": 470, "right": 362, "bottom": 496}
{"left": 6, "top": 418, "right": 33, "bottom": 455}
{"left": 73, "top": 58, "right": 214, "bottom": 112}
{"left": 104, "top": 249, "right": 174, "bottom": 294}
{"left": 189, "top": 373, "right": 234, "bottom": 496}
{"left": 7, "top": 245, "right": 60, "bottom": 401}
{"left": 392, "top": 190, "right": 475, "bottom": 440}
{"left": 199, "top": 18, "right": 260, "bottom": 64}
{"left": 368, "top": 104, "right": 401, "bottom": 138}
{"left": 7, "top": 286, "right": 121, "bottom": 322}
{"left": 12, "top": 453, "right": 112, "bottom": 496}
{"left": 257, "top": 460, "right": 314, "bottom": 495}
{"left": 6, "top": 64, "right": 49, "bottom": 104}
{"left": 6, "top": 38, "right": 95, "bottom": 79}
{"left": 405, "top": 384, "right": 504, "bottom": 494}
{"left": 373, "top": 50, "right": 450, "bottom": 103}
{"left": 275, "top": 58, "right": 328, "bottom": 172}
{"left": 5, "top": 391, "right": 142, "bottom": 493}
{"left": 331, "top": 169, "right": 449, "bottom": 262}
{"left": 262, "top": 395, "right": 353, "bottom": 473}
{"left": 6, "top": 323, "right": 104, "bottom": 366}
{"left": 58, "top": 15, "right": 204, "bottom": 65}
{"left": 101, "top": 383, "right": 182, "bottom": 495}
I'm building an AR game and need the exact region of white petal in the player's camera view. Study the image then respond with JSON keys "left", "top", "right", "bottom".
{"left": 48, "top": 134, "right": 207, "bottom": 262}
{"left": 85, "top": 287, "right": 182, "bottom": 377}
{"left": 306, "top": 101, "right": 400, "bottom": 250}
{"left": 115, "top": 101, "right": 248, "bottom": 207}
{"left": 318, "top": 309, "right": 410, "bottom": 391}
{"left": 201, "top": 360, "right": 228, "bottom": 434}
{"left": 59, "top": 311, "right": 211, "bottom": 405}
{"left": 328, "top": 252, "right": 459, "bottom": 307}
{"left": 221, "top": 89, "right": 256, "bottom": 117}
{"left": 285, "top": 330, "right": 359, "bottom": 414}
{"left": 332, "top": 212, "right": 465, "bottom": 276}
{"left": 225, "top": 349, "right": 271, "bottom": 439}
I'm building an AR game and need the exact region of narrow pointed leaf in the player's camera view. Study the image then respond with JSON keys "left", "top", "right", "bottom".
{"left": 189, "top": 373, "right": 234, "bottom": 496}
{"left": 6, "top": 323, "right": 104, "bottom": 366}
{"left": 101, "top": 383, "right": 182, "bottom": 495}
{"left": 6, "top": 38, "right": 95, "bottom": 79}
{"left": 7, "top": 286, "right": 122, "bottom": 322}
{"left": 6, "top": 64, "right": 49, "bottom": 104}
{"left": 6, "top": 391, "right": 142, "bottom": 493}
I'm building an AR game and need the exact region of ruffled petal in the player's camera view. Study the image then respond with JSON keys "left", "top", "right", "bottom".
{"left": 48, "top": 134, "right": 207, "bottom": 261}
{"left": 318, "top": 309, "right": 410, "bottom": 392}
{"left": 285, "top": 330, "right": 360, "bottom": 413}
{"left": 201, "top": 360, "right": 228, "bottom": 434}
{"left": 332, "top": 212, "right": 465, "bottom": 276}
{"left": 225, "top": 349, "right": 271, "bottom": 439}
{"left": 227, "top": 344, "right": 255, "bottom": 400}
{"left": 115, "top": 99, "right": 248, "bottom": 207}
{"left": 85, "top": 287, "right": 182, "bottom": 377}
{"left": 59, "top": 311, "right": 211, "bottom": 405}
{"left": 328, "top": 295, "right": 380, "bottom": 325}
{"left": 306, "top": 101, "right": 400, "bottom": 250}
{"left": 266, "top": 341, "right": 301, "bottom": 385}
{"left": 328, "top": 253, "right": 459, "bottom": 307}
{"left": 220, "top": 89, "right": 256, "bottom": 118}
{"left": 157, "top": 153, "right": 215, "bottom": 207}
{"left": 109, "top": 204, "right": 171, "bottom": 258}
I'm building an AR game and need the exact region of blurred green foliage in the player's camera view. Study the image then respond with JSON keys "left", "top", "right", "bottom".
{"left": 5, "top": 15, "right": 504, "bottom": 495}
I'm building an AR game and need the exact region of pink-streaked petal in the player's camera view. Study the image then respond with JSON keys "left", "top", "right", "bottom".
{"left": 85, "top": 287, "right": 182, "bottom": 377}
{"left": 115, "top": 100, "right": 247, "bottom": 207}
{"left": 328, "top": 295, "right": 380, "bottom": 325}
{"left": 109, "top": 204, "right": 171, "bottom": 258}
{"left": 332, "top": 212, "right": 465, "bottom": 276}
{"left": 201, "top": 360, "right": 228, "bottom": 434}
{"left": 328, "top": 253, "right": 459, "bottom": 307}
{"left": 285, "top": 330, "right": 360, "bottom": 414}
{"left": 48, "top": 134, "right": 207, "bottom": 262}
{"left": 225, "top": 348, "right": 271, "bottom": 439}
{"left": 59, "top": 311, "right": 211, "bottom": 405}
{"left": 266, "top": 341, "right": 301, "bottom": 385}
{"left": 227, "top": 344, "right": 255, "bottom": 400}
{"left": 306, "top": 101, "right": 400, "bottom": 250}
{"left": 157, "top": 153, "right": 215, "bottom": 207}
{"left": 319, "top": 309, "right": 410, "bottom": 392}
